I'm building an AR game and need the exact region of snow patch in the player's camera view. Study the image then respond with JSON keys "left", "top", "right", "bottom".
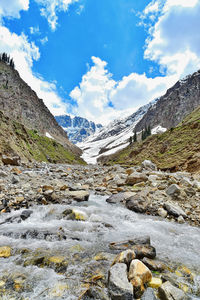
{"left": 152, "top": 125, "right": 167, "bottom": 134}
{"left": 46, "top": 132, "right": 54, "bottom": 139}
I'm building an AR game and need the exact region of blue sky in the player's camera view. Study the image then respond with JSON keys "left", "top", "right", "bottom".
{"left": 0, "top": 0, "right": 200, "bottom": 124}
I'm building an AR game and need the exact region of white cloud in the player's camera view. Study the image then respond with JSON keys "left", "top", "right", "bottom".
{"left": 40, "top": 36, "right": 48, "bottom": 45}
{"left": 144, "top": 0, "right": 200, "bottom": 77}
{"left": 70, "top": 56, "right": 176, "bottom": 125}
{"left": 34, "top": 0, "right": 79, "bottom": 31}
{"left": 30, "top": 26, "right": 40, "bottom": 35}
{"left": 0, "top": 25, "right": 68, "bottom": 116}
{"left": 0, "top": 0, "right": 29, "bottom": 19}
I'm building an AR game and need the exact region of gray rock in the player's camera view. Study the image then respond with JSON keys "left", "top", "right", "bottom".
{"left": 0, "top": 170, "right": 8, "bottom": 177}
{"left": 11, "top": 175, "right": 20, "bottom": 184}
{"left": 141, "top": 288, "right": 157, "bottom": 300}
{"left": 158, "top": 208, "right": 168, "bottom": 218}
{"left": 125, "top": 172, "right": 148, "bottom": 185}
{"left": 106, "top": 192, "right": 135, "bottom": 204}
{"left": 141, "top": 160, "right": 157, "bottom": 171}
{"left": 164, "top": 202, "right": 187, "bottom": 218}
{"left": 166, "top": 184, "right": 181, "bottom": 197}
{"left": 20, "top": 210, "right": 33, "bottom": 221}
{"left": 108, "top": 263, "right": 133, "bottom": 300}
{"left": 126, "top": 195, "right": 148, "bottom": 213}
{"left": 158, "top": 281, "right": 188, "bottom": 300}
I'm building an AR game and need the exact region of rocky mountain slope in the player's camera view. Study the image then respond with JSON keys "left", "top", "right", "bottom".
{"left": 99, "top": 106, "right": 200, "bottom": 172}
{"left": 0, "top": 110, "right": 85, "bottom": 165}
{"left": 0, "top": 60, "right": 81, "bottom": 157}
{"left": 78, "top": 102, "right": 154, "bottom": 164}
{"left": 55, "top": 115, "right": 102, "bottom": 144}
{"left": 135, "top": 70, "right": 200, "bottom": 132}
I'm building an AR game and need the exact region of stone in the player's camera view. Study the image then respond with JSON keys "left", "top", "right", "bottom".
{"left": 148, "top": 277, "right": 162, "bottom": 288}
{"left": 141, "top": 287, "right": 157, "bottom": 299}
{"left": 0, "top": 170, "right": 8, "bottom": 177}
{"left": 106, "top": 192, "right": 135, "bottom": 204}
{"left": 0, "top": 246, "right": 11, "bottom": 257}
{"left": 158, "top": 208, "right": 168, "bottom": 218}
{"left": 46, "top": 256, "right": 68, "bottom": 273}
{"left": 128, "top": 259, "right": 152, "bottom": 298}
{"left": 20, "top": 210, "right": 33, "bottom": 221}
{"left": 158, "top": 281, "right": 188, "bottom": 300}
{"left": 141, "top": 160, "right": 157, "bottom": 171}
{"left": 108, "top": 263, "right": 133, "bottom": 300}
{"left": 81, "top": 286, "right": 110, "bottom": 300}
{"left": 2, "top": 155, "right": 20, "bottom": 166}
{"left": 62, "top": 209, "right": 88, "bottom": 221}
{"left": 109, "top": 236, "right": 151, "bottom": 250}
{"left": 164, "top": 202, "right": 187, "bottom": 218}
{"left": 67, "top": 190, "right": 90, "bottom": 201}
{"left": 112, "top": 249, "right": 136, "bottom": 267}
{"left": 126, "top": 196, "right": 148, "bottom": 213}
{"left": 166, "top": 184, "right": 181, "bottom": 197}
{"left": 142, "top": 257, "right": 166, "bottom": 271}
{"left": 11, "top": 175, "right": 20, "bottom": 184}
{"left": 131, "top": 245, "right": 156, "bottom": 259}
{"left": 125, "top": 173, "right": 148, "bottom": 185}
{"left": 177, "top": 216, "right": 185, "bottom": 224}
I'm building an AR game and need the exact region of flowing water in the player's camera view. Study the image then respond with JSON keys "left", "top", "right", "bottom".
{"left": 0, "top": 193, "right": 200, "bottom": 299}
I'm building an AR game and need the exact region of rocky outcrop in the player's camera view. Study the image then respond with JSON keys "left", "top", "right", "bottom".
{"left": 0, "top": 61, "right": 81, "bottom": 156}
{"left": 135, "top": 70, "right": 200, "bottom": 132}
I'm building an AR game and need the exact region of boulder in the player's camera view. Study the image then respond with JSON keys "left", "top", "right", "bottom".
{"left": 112, "top": 249, "right": 136, "bottom": 268}
{"left": 158, "top": 281, "right": 188, "bottom": 300}
{"left": 0, "top": 246, "right": 11, "bottom": 257}
{"left": 62, "top": 209, "right": 88, "bottom": 221}
{"left": 20, "top": 210, "right": 33, "bottom": 221}
{"left": 2, "top": 155, "right": 20, "bottom": 166}
{"left": 141, "top": 160, "right": 157, "bottom": 171}
{"left": 142, "top": 257, "right": 166, "bottom": 271}
{"left": 109, "top": 236, "right": 150, "bottom": 250}
{"left": 126, "top": 173, "right": 148, "bottom": 185}
{"left": 141, "top": 287, "right": 158, "bottom": 300}
{"left": 67, "top": 190, "right": 90, "bottom": 202}
{"left": 126, "top": 196, "right": 148, "bottom": 213}
{"left": 148, "top": 277, "right": 162, "bottom": 288}
{"left": 128, "top": 259, "right": 152, "bottom": 298}
{"left": 158, "top": 208, "right": 168, "bottom": 218}
{"left": 131, "top": 245, "right": 156, "bottom": 259}
{"left": 164, "top": 202, "right": 187, "bottom": 218}
{"left": 106, "top": 192, "right": 135, "bottom": 204}
{"left": 166, "top": 184, "right": 181, "bottom": 197}
{"left": 108, "top": 263, "right": 133, "bottom": 300}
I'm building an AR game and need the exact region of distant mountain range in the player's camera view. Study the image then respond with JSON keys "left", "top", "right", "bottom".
{"left": 55, "top": 115, "right": 102, "bottom": 144}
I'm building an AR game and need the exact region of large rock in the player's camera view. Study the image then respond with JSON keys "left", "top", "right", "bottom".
{"left": 2, "top": 155, "right": 20, "bottom": 166}
{"left": 164, "top": 202, "right": 187, "bottom": 218}
{"left": 106, "top": 192, "right": 135, "bottom": 204}
{"left": 108, "top": 263, "right": 133, "bottom": 300}
{"left": 166, "top": 184, "right": 181, "bottom": 197}
{"left": 141, "top": 160, "right": 157, "bottom": 171}
{"left": 125, "top": 173, "right": 148, "bottom": 185}
{"left": 0, "top": 246, "right": 11, "bottom": 257}
{"left": 141, "top": 288, "right": 158, "bottom": 300}
{"left": 128, "top": 259, "right": 152, "bottom": 298}
{"left": 142, "top": 257, "right": 166, "bottom": 271}
{"left": 112, "top": 250, "right": 136, "bottom": 268}
{"left": 126, "top": 196, "right": 148, "bottom": 213}
{"left": 66, "top": 190, "right": 90, "bottom": 202}
{"left": 109, "top": 236, "right": 150, "bottom": 250}
{"left": 158, "top": 281, "right": 188, "bottom": 300}
{"left": 131, "top": 245, "right": 156, "bottom": 259}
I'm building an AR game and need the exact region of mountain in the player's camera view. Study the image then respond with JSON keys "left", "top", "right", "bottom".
{"left": 134, "top": 70, "right": 200, "bottom": 132}
{"left": 0, "top": 59, "right": 83, "bottom": 164}
{"left": 78, "top": 102, "right": 154, "bottom": 164}
{"left": 99, "top": 105, "right": 200, "bottom": 173}
{"left": 80, "top": 69, "right": 200, "bottom": 164}
{"left": 55, "top": 115, "right": 102, "bottom": 144}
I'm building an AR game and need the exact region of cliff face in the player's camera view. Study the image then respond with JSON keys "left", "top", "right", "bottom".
{"left": 0, "top": 61, "right": 81, "bottom": 156}
{"left": 55, "top": 115, "right": 102, "bottom": 144}
{"left": 135, "top": 70, "right": 200, "bottom": 132}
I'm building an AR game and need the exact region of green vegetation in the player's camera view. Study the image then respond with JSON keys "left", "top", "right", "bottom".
{"left": 0, "top": 111, "right": 85, "bottom": 165}
{"left": 100, "top": 107, "right": 200, "bottom": 173}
